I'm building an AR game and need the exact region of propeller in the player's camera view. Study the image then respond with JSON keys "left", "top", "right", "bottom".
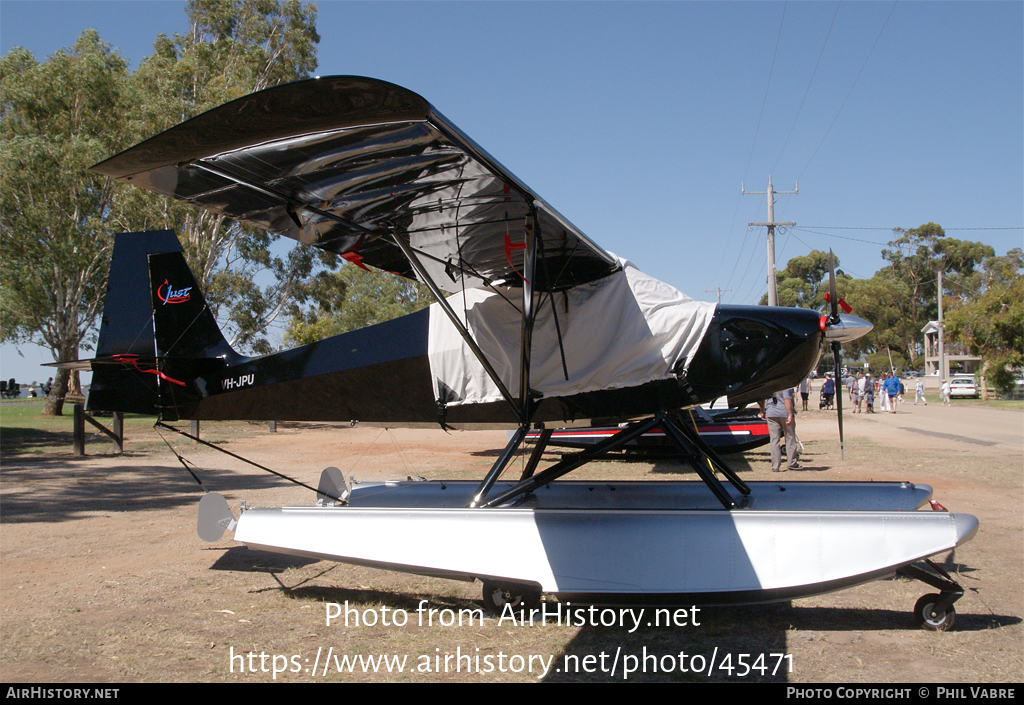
{"left": 826, "top": 250, "right": 845, "bottom": 460}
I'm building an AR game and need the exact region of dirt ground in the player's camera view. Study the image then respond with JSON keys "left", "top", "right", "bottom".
{"left": 1, "top": 400, "right": 1021, "bottom": 683}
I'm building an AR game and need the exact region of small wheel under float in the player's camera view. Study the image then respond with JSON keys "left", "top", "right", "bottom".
{"left": 481, "top": 580, "right": 541, "bottom": 614}
{"left": 914, "top": 593, "right": 956, "bottom": 632}
{"left": 898, "top": 560, "right": 964, "bottom": 631}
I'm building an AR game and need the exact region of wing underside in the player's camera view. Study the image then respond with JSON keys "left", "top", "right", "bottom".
{"left": 91, "top": 76, "right": 618, "bottom": 293}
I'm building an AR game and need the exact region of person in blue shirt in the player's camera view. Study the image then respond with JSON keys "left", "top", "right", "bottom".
{"left": 884, "top": 372, "right": 901, "bottom": 414}
{"left": 821, "top": 374, "right": 835, "bottom": 410}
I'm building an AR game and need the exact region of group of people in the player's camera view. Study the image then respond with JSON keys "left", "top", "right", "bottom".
{"left": 0, "top": 377, "right": 53, "bottom": 399}
{"left": 758, "top": 368, "right": 919, "bottom": 473}
{"left": 846, "top": 371, "right": 904, "bottom": 414}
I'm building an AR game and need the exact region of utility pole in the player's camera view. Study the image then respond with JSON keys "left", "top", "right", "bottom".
{"left": 705, "top": 285, "right": 731, "bottom": 304}
{"left": 931, "top": 241, "right": 947, "bottom": 383}
{"left": 937, "top": 265, "right": 946, "bottom": 382}
{"left": 742, "top": 176, "right": 798, "bottom": 306}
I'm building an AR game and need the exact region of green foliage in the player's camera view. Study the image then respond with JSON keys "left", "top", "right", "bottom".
{"left": 840, "top": 271, "right": 917, "bottom": 362}
{"left": 944, "top": 248, "right": 1023, "bottom": 396}
{"left": 766, "top": 228, "right": 1012, "bottom": 389}
{"left": 114, "top": 0, "right": 325, "bottom": 354}
{"left": 0, "top": 31, "right": 136, "bottom": 412}
{"left": 286, "top": 265, "right": 433, "bottom": 346}
{"left": 2, "top": 2, "right": 325, "bottom": 365}
{"left": 881, "top": 223, "right": 994, "bottom": 322}
{"left": 865, "top": 350, "right": 907, "bottom": 375}
{"left": 758, "top": 249, "right": 847, "bottom": 309}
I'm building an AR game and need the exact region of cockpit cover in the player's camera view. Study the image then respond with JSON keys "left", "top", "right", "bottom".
{"left": 428, "top": 257, "right": 716, "bottom": 405}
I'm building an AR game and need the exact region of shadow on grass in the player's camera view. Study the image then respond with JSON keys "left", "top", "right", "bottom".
{"left": 547, "top": 600, "right": 1020, "bottom": 683}
{"left": 1, "top": 426, "right": 88, "bottom": 454}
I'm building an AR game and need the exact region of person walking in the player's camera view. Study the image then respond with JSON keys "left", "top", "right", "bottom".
{"left": 885, "top": 372, "right": 901, "bottom": 414}
{"left": 821, "top": 374, "right": 835, "bottom": 410}
{"left": 759, "top": 388, "right": 800, "bottom": 472}
{"left": 854, "top": 372, "right": 867, "bottom": 413}
{"left": 915, "top": 379, "right": 927, "bottom": 405}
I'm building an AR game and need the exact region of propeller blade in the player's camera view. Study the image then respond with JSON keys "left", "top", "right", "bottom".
{"left": 828, "top": 250, "right": 839, "bottom": 322}
{"left": 833, "top": 341, "right": 845, "bottom": 461}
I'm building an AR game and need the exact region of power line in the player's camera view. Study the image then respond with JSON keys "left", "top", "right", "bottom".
{"left": 742, "top": 2, "right": 788, "bottom": 184}
{"left": 771, "top": 1, "right": 842, "bottom": 175}
{"left": 793, "top": 226, "right": 890, "bottom": 245}
{"left": 724, "top": 218, "right": 759, "bottom": 296}
{"left": 731, "top": 233, "right": 766, "bottom": 304}
{"left": 802, "top": 226, "right": 1023, "bottom": 231}
{"left": 798, "top": 2, "right": 897, "bottom": 181}
{"left": 709, "top": 192, "right": 749, "bottom": 289}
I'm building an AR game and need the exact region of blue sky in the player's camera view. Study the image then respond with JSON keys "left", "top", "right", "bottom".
{"left": 2, "top": 1, "right": 1022, "bottom": 383}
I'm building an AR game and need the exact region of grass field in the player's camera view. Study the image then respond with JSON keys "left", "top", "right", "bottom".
{"left": 0, "top": 402, "right": 272, "bottom": 456}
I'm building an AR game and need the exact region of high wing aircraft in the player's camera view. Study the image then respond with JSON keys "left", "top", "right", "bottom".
{"left": 79, "top": 76, "right": 975, "bottom": 629}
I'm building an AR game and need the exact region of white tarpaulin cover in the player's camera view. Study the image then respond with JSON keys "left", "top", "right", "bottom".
{"left": 428, "top": 257, "right": 716, "bottom": 406}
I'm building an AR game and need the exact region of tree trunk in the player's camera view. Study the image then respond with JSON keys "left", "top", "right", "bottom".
{"left": 979, "top": 360, "right": 990, "bottom": 401}
{"left": 69, "top": 370, "right": 82, "bottom": 397}
{"left": 42, "top": 366, "right": 70, "bottom": 416}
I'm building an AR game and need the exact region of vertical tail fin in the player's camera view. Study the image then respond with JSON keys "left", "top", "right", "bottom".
{"left": 87, "top": 230, "right": 237, "bottom": 419}
{"left": 148, "top": 250, "right": 235, "bottom": 360}
{"left": 88, "top": 231, "right": 183, "bottom": 415}
{"left": 95, "top": 230, "right": 182, "bottom": 359}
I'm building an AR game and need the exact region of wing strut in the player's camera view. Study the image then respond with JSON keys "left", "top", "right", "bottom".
{"left": 470, "top": 414, "right": 743, "bottom": 510}
{"left": 658, "top": 413, "right": 738, "bottom": 509}
{"left": 518, "top": 207, "right": 539, "bottom": 421}
{"left": 468, "top": 426, "right": 528, "bottom": 507}
{"left": 479, "top": 416, "right": 664, "bottom": 508}
{"left": 667, "top": 411, "right": 750, "bottom": 495}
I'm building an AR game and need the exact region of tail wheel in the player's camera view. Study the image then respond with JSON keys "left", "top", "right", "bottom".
{"left": 481, "top": 580, "right": 541, "bottom": 614}
{"left": 914, "top": 593, "right": 956, "bottom": 631}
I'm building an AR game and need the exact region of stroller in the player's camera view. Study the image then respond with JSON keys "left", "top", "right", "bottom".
{"left": 819, "top": 387, "right": 834, "bottom": 410}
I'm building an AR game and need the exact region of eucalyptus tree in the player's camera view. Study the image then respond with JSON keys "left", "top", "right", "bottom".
{"left": 945, "top": 248, "right": 1024, "bottom": 398}
{"left": 0, "top": 31, "right": 134, "bottom": 414}
{"left": 758, "top": 249, "right": 845, "bottom": 309}
{"left": 2, "top": 1, "right": 326, "bottom": 416}
{"left": 286, "top": 266, "right": 433, "bottom": 347}
{"left": 113, "top": 0, "right": 327, "bottom": 354}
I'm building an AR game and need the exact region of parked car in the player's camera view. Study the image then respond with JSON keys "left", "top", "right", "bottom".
{"left": 948, "top": 377, "right": 979, "bottom": 399}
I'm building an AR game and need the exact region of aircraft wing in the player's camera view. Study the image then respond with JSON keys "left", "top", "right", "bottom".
{"left": 91, "top": 76, "right": 619, "bottom": 293}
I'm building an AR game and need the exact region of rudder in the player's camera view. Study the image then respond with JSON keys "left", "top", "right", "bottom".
{"left": 88, "top": 231, "right": 184, "bottom": 414}
{"left": 87, "top": 231, "right": 238, "bottom": 419}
